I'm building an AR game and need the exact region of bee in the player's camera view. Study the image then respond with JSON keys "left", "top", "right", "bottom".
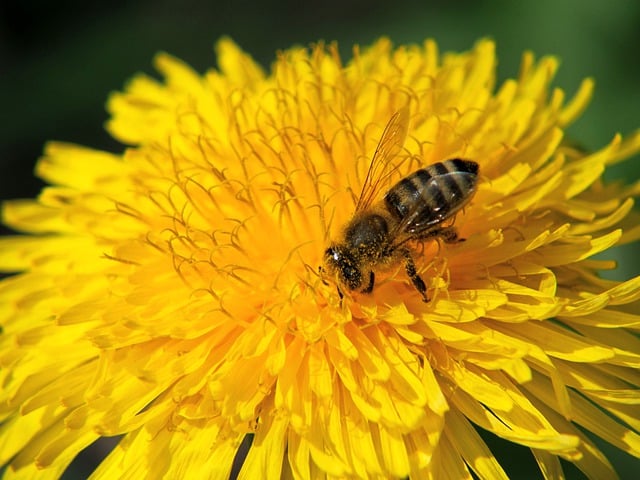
{"left": 322, "top": 106, "right": 479, "bottom": 302}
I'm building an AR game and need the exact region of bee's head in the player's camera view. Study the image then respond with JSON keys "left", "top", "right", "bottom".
{"left": 323, "top": 245, "right": 363, "bottom": 291}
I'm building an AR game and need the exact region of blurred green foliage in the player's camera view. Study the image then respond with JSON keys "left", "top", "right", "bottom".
{"left": 2, "top": 0, "right": 638, "bottom": 190}
{"left": 0, "top": 1, "right": 638, "bottom": 478}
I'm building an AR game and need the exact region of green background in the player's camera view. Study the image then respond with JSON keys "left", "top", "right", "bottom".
{"left": 1, "top": 0, "right": 638, "bottom": 478}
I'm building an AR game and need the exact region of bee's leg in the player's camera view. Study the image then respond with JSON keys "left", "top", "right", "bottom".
{"left": 318, "top": 265, "right": 330, "bottom": 286}
{"left": 361, "top": 271, "right": 375, "bottom": 294}
{"left": 401, "top": 249, "right": 429, "bottom": 302}
{"left": 318, "top": 265, "right": 344, "bottom": 301}
{"left": 438, "top": 226, "right": 463, "bottom": 243}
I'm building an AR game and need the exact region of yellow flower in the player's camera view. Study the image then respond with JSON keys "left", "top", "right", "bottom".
{"left": 1, "top": 37, "right": 640, "bottom": 479}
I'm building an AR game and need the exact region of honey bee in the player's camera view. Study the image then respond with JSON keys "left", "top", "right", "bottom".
{"left": 322, "top": 106, "right": 479, "bottom": 302}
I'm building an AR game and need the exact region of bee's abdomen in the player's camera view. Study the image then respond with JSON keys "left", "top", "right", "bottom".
{"left": 384, "top": 158, "right": 478, "bottom": 223}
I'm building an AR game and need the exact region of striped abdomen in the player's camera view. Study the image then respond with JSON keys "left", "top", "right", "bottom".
{"left": 384, "top": 158, "right": 479, "bottom": 233}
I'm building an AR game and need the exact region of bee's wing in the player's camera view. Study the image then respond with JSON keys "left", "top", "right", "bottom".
{"left": 355, "top": 106, "right": 410, "bottom": 213}
{"left": 391, "top": 170, "right": 478, "bottom": 242}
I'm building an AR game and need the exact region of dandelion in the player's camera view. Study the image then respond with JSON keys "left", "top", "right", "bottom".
{"left": 1, "top": 37, "right": 640, "bottom": 479}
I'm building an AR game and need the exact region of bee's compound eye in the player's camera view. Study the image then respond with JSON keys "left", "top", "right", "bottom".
{"left": 324, "top": 246, "right": 361, "bottom": 291}
{"left": 324, "top": 247, "right": 341, "bottom": 269}
{"left": 341, "top": 264, "right": 362, "bottom": 291}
